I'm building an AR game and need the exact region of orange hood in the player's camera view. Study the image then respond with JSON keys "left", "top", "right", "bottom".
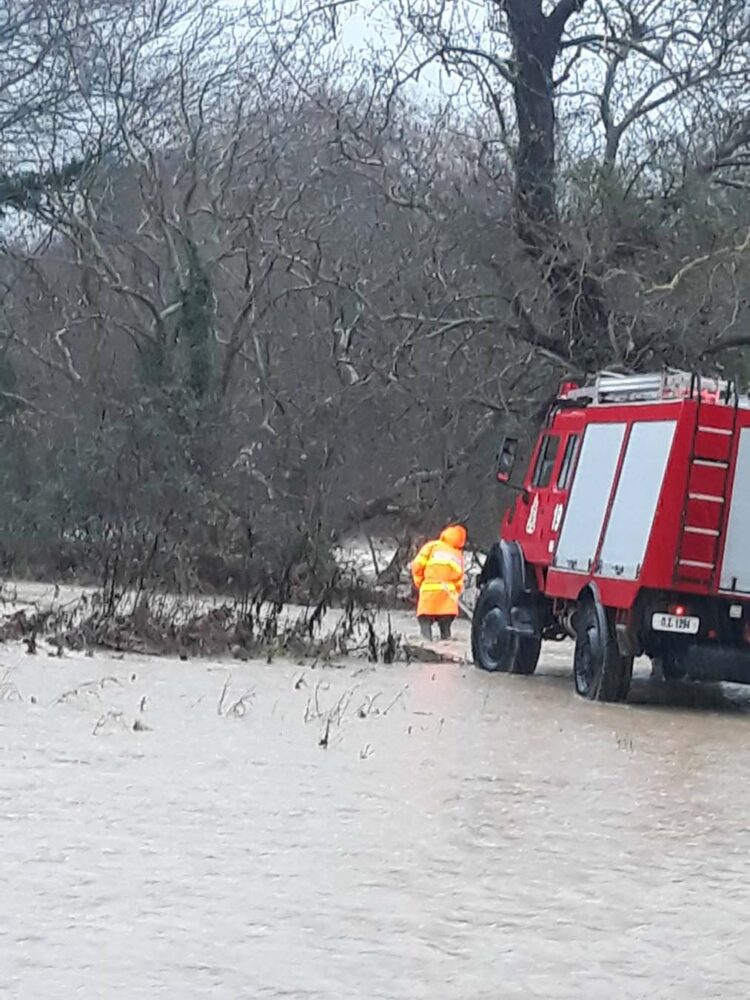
{"left": 440, "top": 524, "right": 466, "bottom": 549}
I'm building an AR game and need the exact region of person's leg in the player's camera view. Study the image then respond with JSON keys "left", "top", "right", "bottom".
{"left": 418, "top": 616, "right": 433, "bottom": 641}
{"left": 438, "top": 616, "right": 453, "bottom": 640}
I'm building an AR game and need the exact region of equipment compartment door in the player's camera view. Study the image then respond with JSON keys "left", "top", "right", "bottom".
{"left": 553, "top": 423, "right": 626, "bottom": 574}
{"left": 720, "top": 427, "right": 750, "bottom": 592}
{"left": 598, "top": 420, "right": 676, "bottom": 580}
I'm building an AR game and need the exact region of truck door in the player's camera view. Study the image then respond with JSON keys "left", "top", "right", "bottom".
{"left": 522, "top": 432, "right": 580, "bottom": 566}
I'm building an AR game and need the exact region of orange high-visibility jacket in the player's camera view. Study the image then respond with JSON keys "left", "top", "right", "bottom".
{"left": 411, "top": 524, "right": 466, "bottom": 617}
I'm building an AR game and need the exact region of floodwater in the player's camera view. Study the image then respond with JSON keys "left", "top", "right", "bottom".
{"left": 1, "top": 615, "right": 750, "bottom": 999}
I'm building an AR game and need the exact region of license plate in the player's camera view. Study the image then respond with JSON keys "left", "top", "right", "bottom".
{"left": 651, "top": 613, "right": 699, "bottom": 635}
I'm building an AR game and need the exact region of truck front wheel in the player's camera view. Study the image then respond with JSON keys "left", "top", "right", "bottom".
{"left": 471, "top": 578, "right": 541, "bottom": 675}
{"left": 573, "top": 596, "right": 633, "bottom": 702}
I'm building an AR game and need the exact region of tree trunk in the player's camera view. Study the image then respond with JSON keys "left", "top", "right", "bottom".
{"left": 503, "top": 0, "right": 559, "bottom": 250}
{"left": 502, "top": 1, "right": 611, "bottom": 368}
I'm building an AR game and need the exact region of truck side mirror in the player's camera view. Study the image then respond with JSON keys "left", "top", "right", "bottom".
{"left": 495, "top": 436, "right": 518, "bottom": 483}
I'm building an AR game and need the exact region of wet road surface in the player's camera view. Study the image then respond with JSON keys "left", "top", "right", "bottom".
{"left": 1, "top": 618, "right": 749, "bottom": 999}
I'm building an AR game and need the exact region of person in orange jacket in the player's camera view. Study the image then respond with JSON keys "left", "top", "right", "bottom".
{"left": 411, "top": 524, "right": 467, "bottom": 641}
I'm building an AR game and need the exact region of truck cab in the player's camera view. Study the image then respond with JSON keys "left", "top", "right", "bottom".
{"left": 502, "top": 409, "right": 584, "bottom": 569}
{"left": 473, "top": 371, "right": 750, "bottom": 701}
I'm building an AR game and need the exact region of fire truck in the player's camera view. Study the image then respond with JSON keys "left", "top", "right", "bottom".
{"left": 471, "top": 370, "right": 750, "bottom": 701}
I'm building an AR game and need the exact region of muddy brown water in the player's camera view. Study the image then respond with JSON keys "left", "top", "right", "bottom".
{"left": 1, "top": 613, "right": 749, "bottom": 999}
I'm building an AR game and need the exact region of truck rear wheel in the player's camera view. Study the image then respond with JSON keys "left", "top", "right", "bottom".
{"left": 652, "top": 649, "right": 687, "bottom": 681}
{"left": 471, "top": 578, "right": 541, "bottom": 674}
{"left": 573, "top": 596, "right": 633, "bottom": 702}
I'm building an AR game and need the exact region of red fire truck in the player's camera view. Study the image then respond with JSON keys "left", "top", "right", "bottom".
{"left": 472, "top": 370, "right": 750, "bottom": 701}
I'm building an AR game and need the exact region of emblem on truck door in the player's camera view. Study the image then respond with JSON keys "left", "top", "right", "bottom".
{"left": 551, "top": 503, "right": 564, "bottom": 532}
{"left": 525, "top": 493, "right": 539, "bottom": 535}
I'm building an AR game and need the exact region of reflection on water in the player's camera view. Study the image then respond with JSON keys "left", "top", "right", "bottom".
{"left": 0, "top": 620, "right": 749, "bottom": 999}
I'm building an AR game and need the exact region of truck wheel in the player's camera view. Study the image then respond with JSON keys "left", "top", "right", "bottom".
{"left": 573, "top": 597, "right": 633, "bottom": 702}
{"left": 471, "top": 578, "right": 541, "bottom": 675}
{"left": 513, "top": 633, "right": 542, "bottom": 676}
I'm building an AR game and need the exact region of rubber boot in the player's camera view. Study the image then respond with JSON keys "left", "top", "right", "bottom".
{"left": 419, "top": 617, "right": 433, "bottom": 641}
{"left": 438, "top": 618, "right": 452, "bottom": 641}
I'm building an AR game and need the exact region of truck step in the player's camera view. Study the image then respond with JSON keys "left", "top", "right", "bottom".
{"left": 694, "top": 425, "right": 733, "bottom": 462}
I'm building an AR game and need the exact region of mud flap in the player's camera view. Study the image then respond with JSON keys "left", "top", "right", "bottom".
{"left": 615, "top": 622, "right": 640, "bottom": 658}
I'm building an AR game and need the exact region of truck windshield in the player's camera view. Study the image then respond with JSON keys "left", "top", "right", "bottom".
{"left": 532, "top": 434, "right": 560, "bottom": 488}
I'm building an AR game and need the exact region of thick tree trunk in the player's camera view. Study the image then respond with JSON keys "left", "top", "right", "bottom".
{"left": 503, "top": 0, "right": 559, "bottom": 249}
{"left": 502, "top": 1, "right": 611, "bottom": 368}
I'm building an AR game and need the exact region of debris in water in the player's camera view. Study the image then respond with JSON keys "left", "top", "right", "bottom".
{"left": 217, "top": 675, "right": 231, "bottom": 715}
{"left": 0, "top": 672, "right": 22, "bottom": 702}
{"left": 217, "top": 674, "right": 254, "bottom": 717}
{"left": 225, "top": 691, "right": 255, "bottom": 718}
{"left": 318, "top": 717, "right": 331, "bottom": 748}
{"left": 92, "top": 710, "right": 129, "bottom": 736}
{"left": 383, "top": 688, "right": 406, "bottom": 716}
{"left": 356, "top": 692, "right": 382, "bottom": 718}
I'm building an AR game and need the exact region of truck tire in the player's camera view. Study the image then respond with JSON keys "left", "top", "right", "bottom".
{"left": 471, "top": 578, "right": 541, "bottom": 675}
{"left": 513, "top": 632, "right": 542, "bottom": 675}
{"left": 573, "top": 596, "right": 633, "bottom": 702}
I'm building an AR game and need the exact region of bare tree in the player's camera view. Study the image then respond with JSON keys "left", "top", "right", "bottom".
{"left": 3, "top": 0, "right": 750, "bottom": 587}
{"left": 288, "top": 0, "right": 750, "bottom": 373}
